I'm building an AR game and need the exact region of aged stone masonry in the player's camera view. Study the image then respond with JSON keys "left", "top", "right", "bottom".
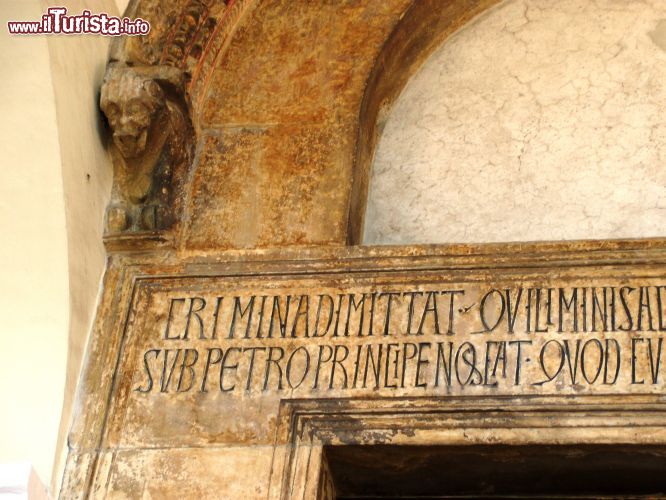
{"left": 60, "top": 0, "right": 666, "bottom": 498}
{"left": 60, "top": 243, "right": 666, "bottom": 498}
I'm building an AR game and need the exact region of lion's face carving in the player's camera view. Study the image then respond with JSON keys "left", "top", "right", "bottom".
{"left": 100, "top": 68, "right": 165, "bottom": 159}
{"left": 99, "top": 63, "right": 191, "bottom": 234}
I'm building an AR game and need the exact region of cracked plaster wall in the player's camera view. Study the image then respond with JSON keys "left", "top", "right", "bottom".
{"left": 364, "top": 0, "right": 666, "bottom": 244}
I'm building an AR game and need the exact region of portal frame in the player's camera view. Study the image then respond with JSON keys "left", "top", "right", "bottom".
{"left": 270, "top": 394, "right": 666, "bottom": 499}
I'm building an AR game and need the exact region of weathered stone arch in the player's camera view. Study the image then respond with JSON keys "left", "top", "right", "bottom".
{"left": 109, "top": 0, "right": 254, "bottom": 115}
{"left": 102, "top": 0, "right": 503, "bottom": 250}
{"left": 60, "top": 2, "right": 666, "bottom": 498}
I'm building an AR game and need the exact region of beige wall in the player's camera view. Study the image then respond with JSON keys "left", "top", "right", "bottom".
{"left": 0, "top": 0, "right": 70, "bottom": 489}
{"left": 44, "top": 0, "right": 118, "bottom": 492}
{"left": 365, "top": 0, "right": 666, "bottom": 244}
{"left": 1, "top": 0, "right": 121, "bottom": 494}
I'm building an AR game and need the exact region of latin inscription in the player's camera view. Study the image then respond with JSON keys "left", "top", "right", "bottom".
{"left": 132, "top": 284, "right": 666, "bottom": 395}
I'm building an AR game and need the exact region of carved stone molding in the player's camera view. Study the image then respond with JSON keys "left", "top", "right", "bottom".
{"left": 59, "top": 239, "right": 666, "bottom": 497}
{"left": 271, "top": 395, "right": 666, "bottom": 499}
{"left": 100, "top": 63, "right": 194, "bottom": 240}
{"left": 110, "top": 0, "right": 255, "bottom": 106}
{"left": 100, "top": 0, "right": 257, "bottom": 249}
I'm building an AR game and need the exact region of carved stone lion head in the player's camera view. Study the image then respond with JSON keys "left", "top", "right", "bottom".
{"left": 100, "top": 66, "right": 167, "bottom": 159}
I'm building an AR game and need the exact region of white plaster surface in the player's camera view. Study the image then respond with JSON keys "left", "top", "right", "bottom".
{"left": 364, "top": 0, "right": 666, "bottom": 245}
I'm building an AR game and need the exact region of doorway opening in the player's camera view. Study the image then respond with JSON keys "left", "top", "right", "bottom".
{"left": 320, "top": 444, "right": 666, "bottom": 499}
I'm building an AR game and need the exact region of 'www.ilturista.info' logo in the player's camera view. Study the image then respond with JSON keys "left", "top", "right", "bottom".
{"left": 7, "top": 7, "right": 150, "bottom": 36}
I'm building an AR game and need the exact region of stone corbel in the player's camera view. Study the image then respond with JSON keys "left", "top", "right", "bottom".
{"left": 100, "top": 63, "right": 194, "bottom": 243}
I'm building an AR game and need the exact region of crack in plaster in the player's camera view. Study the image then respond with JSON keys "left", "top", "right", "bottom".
{"left": 364, "top": 0, "right": 666, "bottom": 245}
